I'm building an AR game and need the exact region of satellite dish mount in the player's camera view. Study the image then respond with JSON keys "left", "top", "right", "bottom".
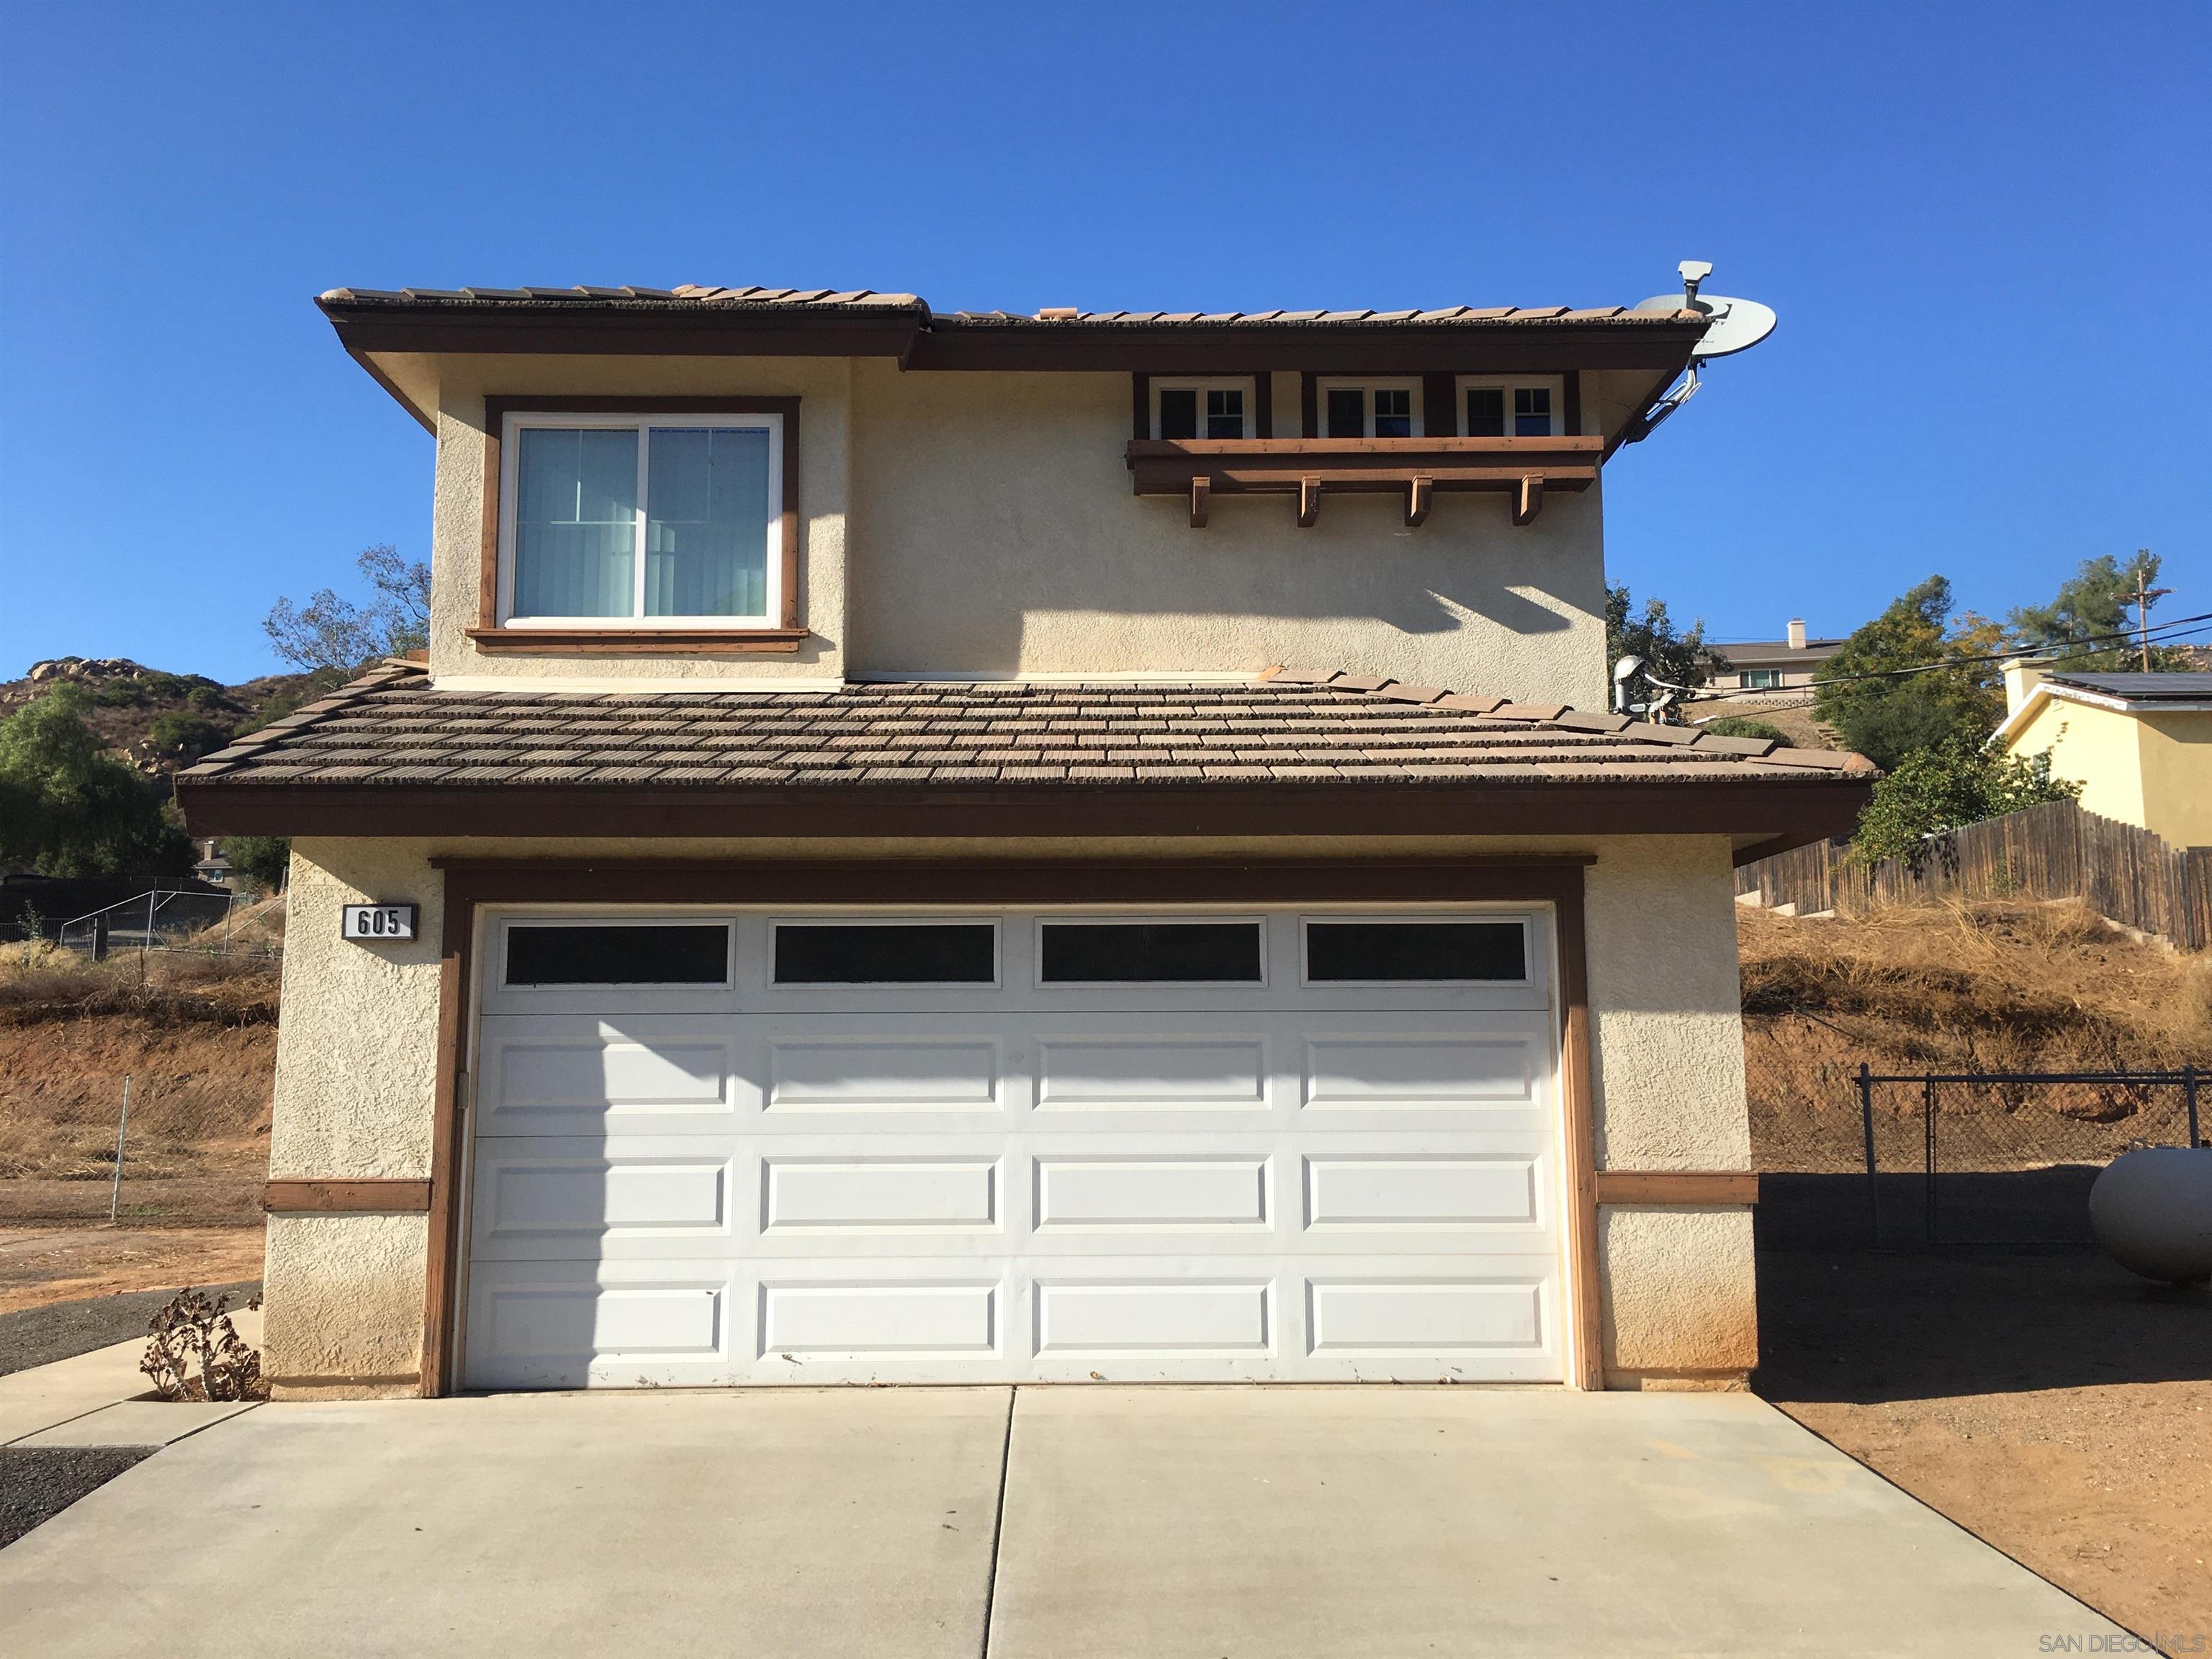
{"left": 1623, "top": 260, "right": 1777, "bottom": 443}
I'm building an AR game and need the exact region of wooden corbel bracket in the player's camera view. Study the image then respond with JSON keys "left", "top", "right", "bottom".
{"left": 1188, "top": 475, "right": 1210, "bottom": 529}
{"left": 1405, "top": 475, "right": 1433, "bottom": 528}
{"left": 1296, "top": 475, "right": 1322, "bottom": 528}
{"left": 1513, "top": 474, "right": 1544, "bottom": 526}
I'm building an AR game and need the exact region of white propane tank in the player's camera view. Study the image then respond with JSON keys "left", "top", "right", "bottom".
{"left": 2089, "top": 1147, "right": 2212, "bottom": 1284}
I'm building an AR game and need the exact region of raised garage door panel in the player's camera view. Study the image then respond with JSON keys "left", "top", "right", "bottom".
{"left": 462, "top": 907, "right": 1565, "bottom": 1388}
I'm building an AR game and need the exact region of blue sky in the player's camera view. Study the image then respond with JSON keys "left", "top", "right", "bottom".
{"left": 2, "top": 1, "right": 2206, "bottom": 682}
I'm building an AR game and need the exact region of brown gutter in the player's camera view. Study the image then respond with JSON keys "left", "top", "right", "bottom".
{"left": 176, "top": 776, "right": 1868, "bottom": 856}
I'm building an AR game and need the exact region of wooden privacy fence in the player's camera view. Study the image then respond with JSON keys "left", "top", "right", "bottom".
{"left": 1736, "top": 799, "right": 2212, "bottom": 950}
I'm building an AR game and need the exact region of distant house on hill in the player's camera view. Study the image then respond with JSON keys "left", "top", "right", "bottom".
{"left": 1706, "top": 619, "right": 1843, "bottom": 703}
{"left": 1993, "top": 667, "right": 2212, "bottom": 848}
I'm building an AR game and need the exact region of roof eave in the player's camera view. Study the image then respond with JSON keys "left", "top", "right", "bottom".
{"left": 176, "top": 774, "right": 1870, "bottom": 850}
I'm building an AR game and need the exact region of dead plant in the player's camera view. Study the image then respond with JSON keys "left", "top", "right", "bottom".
{"left": 141, "top": 1287, "right": 268, "bottom": 1401}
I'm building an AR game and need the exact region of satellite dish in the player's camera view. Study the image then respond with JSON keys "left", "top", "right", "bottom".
{"left": 1635, "top": 289, "right": 1779, "bottom": 359}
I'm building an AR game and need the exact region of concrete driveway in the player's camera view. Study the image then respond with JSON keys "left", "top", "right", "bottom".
{"left": 1, "top": 1386, "right": 2125, "bottom": 1658}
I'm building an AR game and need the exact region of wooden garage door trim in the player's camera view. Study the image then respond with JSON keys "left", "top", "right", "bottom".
{"left": 420, "top": 858, "right": 1602, "bottom": 1395}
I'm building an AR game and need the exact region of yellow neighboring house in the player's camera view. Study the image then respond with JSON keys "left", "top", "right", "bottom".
{"left": 1995, "top": 664, "right": 2212, "bottom": 847}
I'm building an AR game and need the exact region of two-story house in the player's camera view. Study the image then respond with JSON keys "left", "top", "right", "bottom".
{"left": 177, "top": 284, "right": 1870, "bottom": 1401}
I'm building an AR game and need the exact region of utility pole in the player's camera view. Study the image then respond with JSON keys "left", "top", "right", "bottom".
{"left": 2133, "top": 552, "right": 2170, "bottom": 673}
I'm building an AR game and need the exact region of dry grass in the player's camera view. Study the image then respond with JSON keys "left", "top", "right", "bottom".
{"left": 0, "top": 940, "right": 280, "bottom": 1030}
{"left": 1741, "top": 899, "right": 2212, "bottom": 1172}
{"left": 0, "top": 944, "right": 279, "bottom": 1220}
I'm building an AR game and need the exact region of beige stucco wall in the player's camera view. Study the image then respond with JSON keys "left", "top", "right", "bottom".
{"left": 1584, "top": 836, "right": 1751, "bottom": 1170}
{"left": 262, "top": 831, "right": 1753, "bottom": 1390}
{"left": 262, "top": 1213, "right": 427, "bottom": 1395}
{"left": 847, "top": 362, "right": 1609, "bottom": 704}
{"left": 410, "top": 354, "right": 1609, "bottom": 705}
{"left": 1598, "top": 1208, "right": 1758, "bottom": 1383}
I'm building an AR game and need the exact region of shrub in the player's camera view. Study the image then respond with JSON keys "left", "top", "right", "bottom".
{"left": 1703, "top": 717, "right": 1788, "bottom": 743}
{"left": 1851, "top": 739, "right": 2081, "bottom": 871}
{"left": 141, "top": 1287, "right": 266, "bottom": 1402}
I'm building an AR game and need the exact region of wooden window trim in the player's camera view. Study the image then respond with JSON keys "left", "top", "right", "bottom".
{"left": 418, "top": 858, "right": 1607, "bottom": 1395}
{"left": 477, "top": 395, "right": 804, "bottom": 646}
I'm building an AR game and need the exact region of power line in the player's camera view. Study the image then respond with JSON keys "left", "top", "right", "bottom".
{"left": 1635, "top": 608, "right": 2210, "bottom": 703}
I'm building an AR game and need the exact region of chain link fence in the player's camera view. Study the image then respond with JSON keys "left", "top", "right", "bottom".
{"left": 0, "top": 911, "right": 281, "bottom": 1233}
{"left": 1761, "top": 1066, "right": 2204, "bottom": 1249}
{"left": 48, "top": 889, "right": 283, "bottom": 962}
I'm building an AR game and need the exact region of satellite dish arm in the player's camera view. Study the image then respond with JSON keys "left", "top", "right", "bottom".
{"left": 1622, "top": 363, "right": 1701, "bottom": 446}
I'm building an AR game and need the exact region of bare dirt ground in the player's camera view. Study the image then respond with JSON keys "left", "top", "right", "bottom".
{"left": 1756, "top": 1238, "right": 2211, "bottom": 1653}
{"left": 0, "top": 1225, "right": 266, "bottom": 1315}
{"left": 1744, "top": 904, "right": 2212, "bottom": 1654}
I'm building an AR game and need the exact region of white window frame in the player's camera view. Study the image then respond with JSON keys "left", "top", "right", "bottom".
{"left": 1455, "top": 375, "right": 1567, "bottom": 439}
{"left": 768, "top": 917, "right": 1004, "bottom": 992}
{"left": 1313, "top": 378, "right": 1424, "bottom": 440}
{"left": 1150, "top": 379, "right": 1256, "bottom": 441}
{"left": 1740, "top": 669, "right": 1785, "bottom": 691}
{"left": 498, "top": 410, "right": 785, "bottom": 629}
{"left": 1033, "top": 914, "right": 1270, "bottom": 988}
{"left": 1298, "top": 913, "right": 1534, "bottom": 989}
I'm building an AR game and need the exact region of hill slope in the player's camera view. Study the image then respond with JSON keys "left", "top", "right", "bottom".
{"left": 1, "top": 657, "right": 336, "bottom": 778}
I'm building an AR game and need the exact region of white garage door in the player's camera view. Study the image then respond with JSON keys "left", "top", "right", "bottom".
{"left": 460, "top": 907, "right": 1567, "bottom": 1389}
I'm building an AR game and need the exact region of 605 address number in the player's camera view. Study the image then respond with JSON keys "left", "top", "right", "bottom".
{"left": 340, "top": 904, "right": 419, "bottom": 942}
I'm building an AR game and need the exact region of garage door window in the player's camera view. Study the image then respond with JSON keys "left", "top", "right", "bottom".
{"left": 773, "top": 922, "right": 997, "bottom": 985}
{"left": 1303, "top": 920, "right": 1527, "bottom": 984}
{"left": 1040, "top": 921, "right": 1263, "bottom": 984}
{"left": 503, "top": 923, "right": 732, "bottom": 986}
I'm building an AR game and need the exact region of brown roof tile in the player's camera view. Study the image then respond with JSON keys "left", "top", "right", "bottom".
{"left": 176, "top": 661, "right": 1876, "bottom": 800}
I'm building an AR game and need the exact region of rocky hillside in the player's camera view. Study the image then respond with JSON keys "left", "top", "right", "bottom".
{"left": 1, "top": 657, "right": 339, "bottom": 780}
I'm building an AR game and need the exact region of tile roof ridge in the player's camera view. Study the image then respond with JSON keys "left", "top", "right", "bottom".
{"left": 1261, "top": 665, "right": 1874, "bottom": 774}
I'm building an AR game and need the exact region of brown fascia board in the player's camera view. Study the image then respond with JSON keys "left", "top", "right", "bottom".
{"left": 176, "top": 777, "right": 1868, "bottom": 850}
{"left": 320, "top": 300, "right": 1705, "bottom": 379}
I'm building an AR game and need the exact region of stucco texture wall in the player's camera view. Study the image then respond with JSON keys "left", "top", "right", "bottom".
{"left": 427, "top": 355, "right": 853, "bottom": 683}
{"left": 261, "top": 831, "right": 1752, "bottom": 1388}
{"left": 846, "top": 363, "right": 1609, "bottom": 705}
{"left": 2005, "top": 698, "right": 2149, "bottom": 832}
{"left": 262, "top": 1213, "right": 428, "bottom": 1395}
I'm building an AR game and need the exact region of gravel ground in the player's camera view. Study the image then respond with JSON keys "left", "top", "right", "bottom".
{"left": 0, "top": 1447, "right": 155, "bottom": 1548}
{"left": 0, "top": 1280, "right": 259, "bottom": 1377}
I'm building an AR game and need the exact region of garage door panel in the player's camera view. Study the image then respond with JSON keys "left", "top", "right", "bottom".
{"left": 763, "top": 1156, "right": 999, "bottom": 1232}
{"left": 1033, "top": 1155, "right": 1269, "bottom": 1231}
{"left": 1303, "top": 1154, "right": 1543, "bottom": 1228}
{"left": 464, "top": 1266, "right": 731, "bottom": 1390}
{"left": 1306, "top": 1277, "right": 1554, "bottom": 1360}
{"left": 1034, "top": 1035, "right": 1269, "bottom": 1111}
{"left": 473, "top": 1156, "right": 731, "bottom": 1250}
{"left": 1034, "top": 1280, "right": 1271, "bottom": 1354}
{"left": 480, "top": 1016, "right": 737, "bottom": 1136}
{"left": 759, "top": 1280, "right": 999, "bottom": 1359}
{"left": 1301, "top": 1033, "right": 1539, "bottom": 1110}
{"left": 765, "top": 1035, "right": 1004, "bottom": 1113}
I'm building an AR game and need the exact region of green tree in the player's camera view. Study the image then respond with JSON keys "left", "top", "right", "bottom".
{"left": 2009, "top": 550, "right": 2185, "bottom": 672}
{"left": 145, "top": 712, "right": 233, "bottom": 766}
{"left": 223, "top": 835, "right": 292, "bottom": 895}
{"left": 1604, "top": 584, "right": 1729, "bottom": 717}
{"left": 264, "top": 544, "right": 431, "bottom": 672}
{"left": 1813, "top": 576, "right": 2005, "bottom": 770}
{"left": 1851, "top": 739, "right": 2080, "bottom": 871}
{"left": 0, "top": 687, "right": 195, "bottom": 879}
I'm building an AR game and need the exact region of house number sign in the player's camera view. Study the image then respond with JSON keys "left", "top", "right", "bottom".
{"left": 340, "top": 904, "right": 419, "bottom": 942}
